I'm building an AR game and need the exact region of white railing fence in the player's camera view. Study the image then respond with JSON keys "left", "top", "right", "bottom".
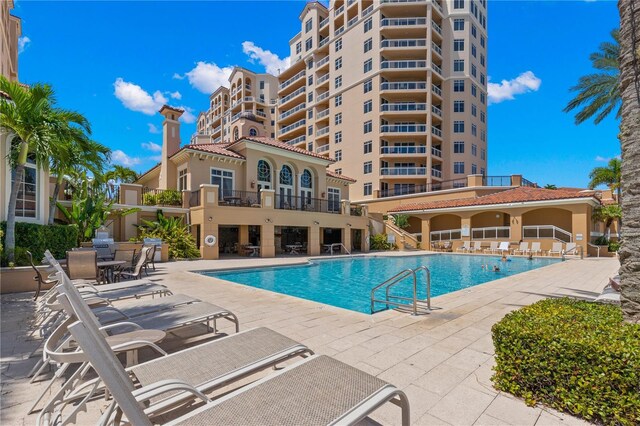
{"left": 471, "top": 226, "right": 511, "bottom": 240}
{"left": 430, "top": 229, "right": 461, "bottom": 241}
{"left": 522, "top": 225, "right": 572, "bottom": 243}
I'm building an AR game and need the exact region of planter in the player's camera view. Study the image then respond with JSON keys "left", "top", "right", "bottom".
{"left": 0, "top": 265, "right": 54, "bottom": 294}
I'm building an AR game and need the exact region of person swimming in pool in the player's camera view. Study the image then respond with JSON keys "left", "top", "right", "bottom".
{"left": 501, "top": 254, "right": 510, "bottom": 262}
{"left": 493, "top": 265, "right": 501, "bottom": 272}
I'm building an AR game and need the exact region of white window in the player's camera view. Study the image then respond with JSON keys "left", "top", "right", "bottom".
{"left": 178, "top": 167, "right": 188, "bottom": 191}
{"left": 471, "top": 164, "right": 477, "bottom": 174}
{"left": 454, "top": 121, "right": 465, "bottom": 133}
{"left": 364, "top": 38, "right": 372, "bottom": 53}
{"left": 454, "top": 39, "right": 464, "bottom": 51}
{"left": 363, "top": 79, "right": 372, "bottom": 93}
{"left": 454, "top": 79, "right": 465, "bottom": 92}
{"left": 328, "top": 187, "right": 341, "bottom": 212}
{"left": 454, "top": 141, "right": 465, "bottom": 153}
{"left": 335, "top": 131, "right": 343, "bottom": 143}
{"left": 335, "top": 57, "right": 342, "bottom": 70}
{"left": 335, "top": 149, "right": 342, "bottom": 161}
{"left": 454, "top": 19, "right": 464, "bottom": 30}
{"left": 335, "top": 112, "right": 342, "bottom": 125}
{"left": 257, "top": 159, "right": 272, "bottom": 191}
{"left": 211, "top": 168, "right": 234, "bottom": 199}
{"left": 364, "top": 161, "right": 372, "bottom": 174}
{"left": 454, "top": 0, "right": 464, "bottom": 9}
{"left": 363, "top": 99, "right": 372, "bottom": 113}
{"left": 454, "top": 162, "right": 465, "bottom": 174}
{"left": 296, "top": 42, "right": 302, "bottom": 54}
{"left": 364, "top": 18, "right": 373, "bottom": 32}
{"left": 305, "top": 37, "right": 313, "bottom": 51}
{"left": 363, "top": 120, "right": 372, "bottom": 134}
{"left": 364, "top": 140, "right": 372, "bottom": 153}
{"left": 454, "top": 100, "right": 465, "bottom": 112}
{"left": 335, "top": 94, "right": 342, "bottom": 107}
{"left": 481, "top": 148, "right": 486, "bottom": 160}
{"left": 335, "top": 75, "right": 342, "bottom": 88}
{"left": 471, "top": 143, "right": 477, "bottom": 156}
{"left": 335, "top": 39, "right": 342, "bottom": 51}
{"left": 12, "top": 159, "right": 38, "bottom": 218}
{"left": 364, "top": 183, "right": 372, "bottom": 196}
{"left": 454, "top": 60, "right": 464, "bottom": 72}
{"left": 363, "top": 58, "right": 372, "bottom": 73}
{"left": 305, "top": 18, "right": 313, "bottom": 33}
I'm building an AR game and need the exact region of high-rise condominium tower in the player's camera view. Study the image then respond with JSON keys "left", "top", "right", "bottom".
{"left": 277, "top": 0, "right": 488, "bottom": 199}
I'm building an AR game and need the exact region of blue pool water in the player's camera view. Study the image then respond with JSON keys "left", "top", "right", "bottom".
{"left": 200, "top": 254, "right": 560, "bottom": 314}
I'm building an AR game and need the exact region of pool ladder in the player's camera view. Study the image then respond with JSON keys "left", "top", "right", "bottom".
{"left": 370, "top": 266, "right": 432, "bottom": 315}
{"left": 329, "top": 243, "right": 351, "bottom": 256}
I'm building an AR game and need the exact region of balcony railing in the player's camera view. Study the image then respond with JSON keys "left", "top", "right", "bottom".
{"left": 430, "top": 229, "right": 461, "bottom": 242}
{"left": 334, "top": 5, "right": 344, "bottom": 15}
{"left": 432, "top": 20, "right": 442, "bottom": 35}
{"left": 316, "top": 144, "right": 330, "bottom": 153}
{"left": 431, "top": 126, "right": 442, "bottom": 137}
{"left": 483, "top": 176, "right": 512, "bottom": 186}
{"left": 317, "top": 91, "right": 330, "bottom": 102}
{"left": 362, "top": 4, "right": 374, "bottom": 16}
{"left": 432, "top": 105, "right": 442, "bottom": 117}
{"left": 380, "top": 81, "right": 427, "bottom": 91}
{"left": 316, "top": 56, "right": 330, "bottom": 68}
{"left": 320, "top": 18, "right": 329, "bottom": 28}
{"left": 523, "top": 225, "right": 573, "bottom": 243}
{"left": 279, "top": 119, "right": 306, "bottom": 135}
{"left": 220, "top": 190, "right": 261, "bottom": 207}
{"left": 432, "top": 62, "right": 443, "bottom": 75}
{"left": 378, "top": 178, "right": 468, "bottom": 198}
{"left": 381, "top": 124, "right": 427, "bottom": 133}
{"left": 347, "top": 16, "right": 358, "bottom": 27}
{"left": 381, "top": 39, "right": 427, "bottom": 49}
{"left": 316, "top": 126, "right": 330, "bottom": 137}
{"left": 286, "top": 135, "right": 306, "bottom": 146}
{"left": 381, "top": 167, "right": 427, "bottom": 176}
{"left": 275, "top": 194, "right": 340, "bottom": 214}
{"left": 189, "top": 190, "right": 200, "bottom": 207}
{"left": 381, "top": 102, "right": 427, "bottom": 112}
{"left": 431, "top": 42, "right": 442, "bottom": 55}
{"left": 317, "top": 73, "right": 330, "bottom": 85}
{"left": 279, "top": 103, "right": 306, "bottom": 121}
{"left": 335, "top": 26, "right": 344, "bottom": 36}
{"left": 381, "top": 60, "right": 427, "bottom": 70}
{"left": 471, "top": 226, "right": 511, "bottom": 240}
{"left": 381, "top": 17, "right": 427, "bottom": 27}
{"left": 431, "top": 168, "right": 442, "bottom": 178}
{"left": 319, "top": 37, "right": 329, "bottom": 48}
{"left": 431, "top": 146, "right": 442, "bottom": 157}
{"left": 317, "top": 108, "right": 330, "bottom": 119}
{"left": 279, "top": 70, "right": 305, "bottom": 91}
{"left": 432, "top": 84, "right": 442, "bottom": 97}
{"left": 381, "top": 146, "right": 427, "bottom": 154}
{"left": 279, "top": 87, "right": 305, "bottom": 105}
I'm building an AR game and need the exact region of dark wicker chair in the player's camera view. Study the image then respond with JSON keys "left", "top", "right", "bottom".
{"left": 26, "top": 251, "right": 57, "bottom": 300}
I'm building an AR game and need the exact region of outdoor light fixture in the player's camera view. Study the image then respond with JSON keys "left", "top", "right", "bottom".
{"left": 250, "top": 180, "right": 256, "bottom": 189}
{"left": 208, "top": 216, "right": 213, "bottom": 222}
{"left": 321, "top": 192, "right": 326, "bottom": 198}
{"left": 347, "top": 223, "right": 352, "bottom": 227}
{"left": 313, "top": 221, "right": 320, "bottom": 225}
{"left": 265, "top": 218, "right": 273, "bottom": 223}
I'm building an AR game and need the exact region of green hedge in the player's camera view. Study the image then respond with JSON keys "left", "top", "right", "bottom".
{"left": 1, "top": 222, "right": 79, "bottom": 266}
{"left": 143, "top": 190, "right": 182, "bottom": 207}
{"left": 492, "top": 298, "right": 640, "bottom": 425}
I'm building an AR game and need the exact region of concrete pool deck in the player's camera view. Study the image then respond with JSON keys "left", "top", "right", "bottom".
{"left": 1, "top": 252, "right": 619, "bottom": 425}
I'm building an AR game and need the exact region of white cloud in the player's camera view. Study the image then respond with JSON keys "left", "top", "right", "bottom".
{"left": 141, "top": 141, "right": 162, "bottom": 152}
{"left": 149, "top": 155, "right": 163, "bottom": 163}
{"left": 113, "top": 78, "right": 168, "bottom": 115}
{"left": 169, "top": 91, "right": 182, "bottom": 100}
{"left": 111, "top": 150, "right": 141, "bottom": 167}
{"left": 242, "top": 41, "right": 290, "bottom": 75}
{"left": 175, "top": 62, "right": 234, "bottom": 93}
{"left": 487, "top": 71, "right": 541, "bottom": 105}
{"left": 147, "top": 123, "right": 160, "bottom": 134}
{"left": 178, "top": 106, "right": 196, "bottom": 124}
{"left": 18, "top": 36, "right": 31, "bottom": 53}
{"left": 595, "top": 154, "right": 621, "bottom": 162}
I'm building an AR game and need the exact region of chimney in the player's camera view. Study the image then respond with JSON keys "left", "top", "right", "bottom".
{"left": 158, "top": 105, "right": 184, "bottom": 190}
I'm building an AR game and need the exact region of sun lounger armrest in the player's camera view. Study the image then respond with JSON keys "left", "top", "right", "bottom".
{"left": 330, "top": 385, "right": 410, "bottom": 426}
{"left": 110, "top": 340, "right": 168, "bottom": 356}
{"left": 99, "top": 322, "right": 143, "bottom": 334}
{"left": 132, "top": 379, "right": 210, "bottom": 406}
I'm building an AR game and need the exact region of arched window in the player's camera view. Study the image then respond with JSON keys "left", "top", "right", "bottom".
{"left": 257, "top": 160, "right": 272, "bottom": 191}
{"left": 233, "top": 127, "right": 239, "bottom": 141}
{"left": 301, "top": 169, "right": 313, "bottom": 189}
{"left": 249, "top": 128, "right": 258, "bottom": 137}
{"left": 300, "top": 169, "right": 313, "bottom": 208}
{"left": 279, "top": 165, "right": 293, "bottom": 186}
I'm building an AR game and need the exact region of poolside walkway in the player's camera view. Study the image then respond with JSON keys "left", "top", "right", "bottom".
{"left": 1, "top": 253, "right": 618, "bottom": 425}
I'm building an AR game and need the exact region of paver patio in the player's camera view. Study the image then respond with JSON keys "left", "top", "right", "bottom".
{"left": 0, "top": 253, "right": 618, "bottom": 425}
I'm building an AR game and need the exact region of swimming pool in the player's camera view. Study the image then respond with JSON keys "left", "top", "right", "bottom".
{"left": 199, "top": 254, "right": 560, "bottom": 314}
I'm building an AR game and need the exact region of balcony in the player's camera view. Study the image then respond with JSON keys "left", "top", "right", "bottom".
{"left": 380, "top": 60, "right": 427, "bottom": 70}
{"left": 316, "top": 73, "right": 330, "bottom": 86}
{"left": 316, "top": 144, "right": 330, "bottom": 153}
{"left": 316, "top": 126, "right": 330, "bottom": 137}
{"left": 279, "top": 119, "right": 306, "bottom": 136}
{"left": 362, "top": 4, "right": 374, "bottom": 16}
{"left": 381, "top": 39, "right": 427, "bottom": 49}
{"left": 279, "top": 70, "right": 305, "bottom": 92}
{"left": 431, "top": 126, "right": 442, "bottom": 137}
{"left": 380, "top": 102, "right": 427, "bottom": 112}
{"left": 279, "top": 103, "right": 306, "bottom": 121}
{"left": 431, "top": 168, "right": 442, "bottom": 178}
{"left": 316, "top": 56, "right": 330, "bottom": 69}
{"left": 380, "top": 124, "right": 427, "bottom": 133}
{"left": 316, "top": 91, "right": 330, "bottom": 102}
{"left": 334, "top": 5, "right": 344, "bottom": 15}
{"left": 381, "top": 0, "right": 428, "bottom": 3}
{"left": 320, "top": 18, "right": 329, "bottom": 28}
{"left": 380, "top": 81, "right": 427, "bottom": 91}
{"left": 432, "top": 62, "right": 443, "bottom": 76}
{"left": 255, "top": 110, "right": 267, "bottom": 118}
{"left": 381, "top": 167, "right": 427, "bottom": 176}
{"left": 275, "top": 194, "right": 340, "bottom": 214}
{"left": 220, "top": 190, "right": 260, "bottom": 208}
{"left": 381, "top": 17, "right": 427, "bottom": 28}
{"left": 319, "top": 37, "right": 329, "bottom": 48}
{"left": 431, "top": 105, "right": 442, "bottom": 117}
{"left": 286, "top": 134, "right": 306, "bottom": 146}
{"left": 381, "top": 146, "right": 427, "bottom": 155}
{"left": 279, "top": 87, "right": 305, "bottom": 107}
{"left": 431, "top": 146, "right": 442, "bottom": 157}
{"left": 335, "top": 26, "right": 344, "bottom": 37}
{"left": 317, "top": 108, "right": 330, "bottom": 120}
{"left": 432, "top": 84, "right": 442, "bottom": 97}
{"left": 432, "top": 20, "right": 442, "bottom": 36}
{"left": 347, "top": 16, "right": 358, "bottom": 28}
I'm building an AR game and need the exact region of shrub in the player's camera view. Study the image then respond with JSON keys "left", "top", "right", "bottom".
{"left": 0, "top": 222, "right": 78, "bottom": 266}
{"left": 492, "top": 298, "right": 640, "bottom": 425}
{"left": 144, "top": 190, "right": 182, "bottom": 206}
{"left": 608, "top": 241, "right": 621, "bottom": 252}
{"left": 595, "top": 235, "right": 609, "bottom": 246}
{"left": 370, "top": 234, "right": 393, "bottom": 250}
{"left": 134, "top": 210, "right": 200, "bottom": 259}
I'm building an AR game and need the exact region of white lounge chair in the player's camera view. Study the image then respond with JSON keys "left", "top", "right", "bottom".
{"left": 471, "top": 241, "right": 483, "bottom": 253}
{"left": 513, "top": 242, "right": 529, "bottom": 255}
{"left": 456, "top": 241, "right": 471, "bottom": 252}
{"left": 496, "top": 241, "right": 510, "bottom": 254}
{"left": 565, "top": 242, "right": 578, "bottom": 255}
{"left": 483, "top": 241, "right": 498, "bottom": 253}
{"left": 62, "top": 307, "right": 410, "bottom": 426}
{"left": 529, "top": 242, "right": 542, "bottom": 256}
{"left": 549, "top": 242, "right": 563, "bottom": 256}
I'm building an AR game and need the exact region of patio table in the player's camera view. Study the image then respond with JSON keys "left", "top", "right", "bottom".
{"left": 286, "top": 244, "right": 303, "bottom": 255}
{"left": 246, "top": 245, "right": 260, "bottom": 257}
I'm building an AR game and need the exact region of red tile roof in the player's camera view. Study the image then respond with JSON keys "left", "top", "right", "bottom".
{"left": 326, "top": 169, "right": 356, "bottom": 182}
{"left": 227, "top": 137, "right": 335, "bottom": 162}
{"left": 184, "top": 143, "right": 245, "bottom": 159}
{"left": 159, "top": 105, "right": 185, "bottom": 115}
{"left": 389, "top": 186, "right": 599, "bottom": 213}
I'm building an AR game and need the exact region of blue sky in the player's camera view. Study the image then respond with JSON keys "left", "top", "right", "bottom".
{"left": 15, "top": 0, "right": 620, "bottom": 188}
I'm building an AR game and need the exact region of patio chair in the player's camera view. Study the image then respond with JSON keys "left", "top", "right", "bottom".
{"left": 471, "top": 241, "right": 483, "bottom": 253}
{"left": 143, "top": 244, "right": 156, "bottom": 274}
{"left": 115, "top": 246, "right": 151, "bottom": 281}
{"left": 26, "top": 251, "right": 58, "bottom": 301}
{"left": 549, "top": 242, "right": 563, "bottom": 256}
{"left": 62, "top": 311, "right": 409, "bottom": 426}
{"left": 66, "top": 250, "right": 102, "bottom": 282}
{"left": 496, "top": 241, "right": 510, "bottom": 254}
{"left": 565, "top": 242, "right": 578, "bottom": 255}
{"left": 483, "top": 241, "right": 498, "bottom": 253}
{"left": 441, "top": 241, "right": 452, "bottom": 252}
{"left": 456, "top": 241, "right": 471, "bottom": 252}
{"left": 113, "top": 249, "right": 136, "bottom": 270}
{"left": 530, "top": 242, "right": 542, "bottom": 256}
{"left": 512, "top": 242, "right": 529, "bottom": 255}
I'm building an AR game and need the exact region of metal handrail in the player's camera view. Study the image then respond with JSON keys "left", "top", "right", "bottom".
{"left": 329, "top": 243, "right": 351, "bottom": 256}
{"left": 587, "top": 242, "right": 601, "bottom": 258}
{"left": 370, "top": 266, "right": 431, "bottom": 315}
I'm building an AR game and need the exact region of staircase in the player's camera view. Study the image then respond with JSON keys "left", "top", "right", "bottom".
{"left": 385, "top": 220, "right": 420, "bottom": 250}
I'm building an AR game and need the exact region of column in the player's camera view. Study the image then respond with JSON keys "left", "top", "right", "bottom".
{"left": 343, "top": 227, "right": 352, "bottom": 254}
{"left": 421, "top": 218, "right": 431, "bottom": 250}
{"left": 260, "top": 224, "right": 275, "bottom": 258}
{"left": 510, "top": 212, "right": 523, "bottom": 242}
{"left": 571, "top": 208, "right": 589, "bottom": 254}
{"left": 308, "top": 225, "right": 321, "bottom": 256}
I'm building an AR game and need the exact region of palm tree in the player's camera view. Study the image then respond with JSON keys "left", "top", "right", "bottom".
{"left": 563, "top": 29, "right": 621, "bottom": 124}
{"left": 543, "top": 184, "right": 557, "bottom": 190}
{"left": 48, "top": 137, "right": 110, "bottom": 224}
{"left": 592, "top": 204, "right": 622, "bottom": 239}
{"left": 617, "top": 1, "right": 640, "bottom": 323}
{"left": 588, "top": 157, "right": 622, "bottom": 201}
{"left": 0, "top": 77, "right": 91, "bottom": 262}
{"left": 103, "top": 165, "right": 138, "bottom": 201}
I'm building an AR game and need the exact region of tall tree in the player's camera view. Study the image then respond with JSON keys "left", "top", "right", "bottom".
{"left": 103, "top": 165, "right": 138, "bottom": 201}
{"left": 617, "top": 0, "right": 640, "bottom": 323}
{"left": 0, "top": 77, "right": 91, "bottom": 261}
{"left": 563, "top": 29, "right": 621, "bottom": 124}
{"left": 48, "top": 137, "right": 110, "bottom": 224}
{"left": 588, "top": 157, "right": 622, "bottom": 201}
